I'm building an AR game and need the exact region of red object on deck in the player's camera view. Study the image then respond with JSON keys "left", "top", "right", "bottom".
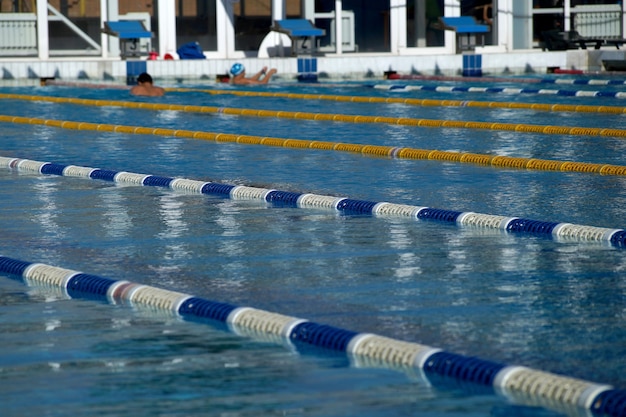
{"left": 553, "top": 68, "right": 584, "bottom": 75}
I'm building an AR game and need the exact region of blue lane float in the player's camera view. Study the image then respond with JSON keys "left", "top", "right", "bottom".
{"left": 1, "top": 254, "right": 625, "bottom": 417}
{"left": 383, "top": 72, "right": 626, "bottom": 86}
{"left": 2, "top": 155, "right": 625, "bottom": 248}
{"left": 370, "top": 83, "right": 626, "bottom": 99}
{"left": 538, "top": 77, "right": 626, "bottom": 86}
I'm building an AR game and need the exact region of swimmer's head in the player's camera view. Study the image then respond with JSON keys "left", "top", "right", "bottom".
{"left": 137, "top": 72, "right": 153, "bottom": 84}
{"left": 230, "top": 63, "right": 245, "bottom": 76}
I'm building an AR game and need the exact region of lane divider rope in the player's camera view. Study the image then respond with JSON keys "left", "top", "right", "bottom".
{"left": 53, "top": 76, "right": 626, "bottom": 88}
{"left": 385, "top": 73, "right": 626, "bottom": 86}
{"left": 0, "top": 253, "right": 624, "bottom": 417}
{"left": 6, "top": 93, "right": 626, "bottom": 136}
{"left": 2, "top": 114, "right": 626, "bottom": 178}
{"left": 40, "top": 80, "right": 626, "bottom": 115}
{"left": 372, "top": 83, "right": 626, "bottom": 100}
{"left": 164, "top": 87, "right": 626, "bottom": 115}
{"left": 2, "top": 155, "right": 625, "bottom": 248}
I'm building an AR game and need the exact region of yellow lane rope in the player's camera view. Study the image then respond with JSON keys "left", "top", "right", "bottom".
{"left": 166, "top": 87, "right": 626, "bottom": 115}
{"left": 2, "top": 93, "right": 626, "bottom": 138}
{"left": 2, "top": 114, "right": 626, "bottom": 177}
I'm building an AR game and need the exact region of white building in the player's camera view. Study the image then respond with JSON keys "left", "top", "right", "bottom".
{"left": 1, "top": 0, "right": 626, "bottom": 82}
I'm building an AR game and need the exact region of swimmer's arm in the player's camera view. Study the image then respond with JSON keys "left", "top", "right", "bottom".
{"left": 258, "top": 68, "right": 276, "bottom": 84}
{"left": 250, "top": 67, "right": 268, "bottom": 81}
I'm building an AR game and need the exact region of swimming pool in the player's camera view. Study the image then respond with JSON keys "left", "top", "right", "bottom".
{"left": 1, "top": 78, "right": 625, "bottom": 417}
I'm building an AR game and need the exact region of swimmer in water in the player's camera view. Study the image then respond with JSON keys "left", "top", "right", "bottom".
{"left": 130, "top": 72, "right": 165, "bottom": 96}
{"left": 229, "top": 63, "right": 277, "bottom": 85}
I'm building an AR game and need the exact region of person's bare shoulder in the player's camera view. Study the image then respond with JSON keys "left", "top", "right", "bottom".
{"left": 130, "top": 86, "right": 164, "bottom": 96}
{"left": 129, "top": 85, "right": 144, "bottom": 95}
{"left": 152, "top": 87, "right": 165, "bottom": 96}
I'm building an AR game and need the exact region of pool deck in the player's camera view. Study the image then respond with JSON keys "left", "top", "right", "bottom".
{"left": 1, "top": 48, "right": 625, "bottom": 84}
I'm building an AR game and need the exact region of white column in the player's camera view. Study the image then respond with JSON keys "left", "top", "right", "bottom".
{"left": 511, "top": 0, "right": 531, "bottom": 50}
{"left": 272, "top": 0, "right": 285, "bottom": 22}
{"left": 563, "top": 0, "right": 571, "bottom": 31}
{"left": 334, "top": 0, "right": 342, "bottom": 54}
{"left": 158, "top": 0, "right": 177, "bottom": 57}
{"left": 100, "top": 0, "right": 108, "bottom": 58}
{"left": 444, "top": 0, "right": 459, "bottom": 53}
{"left": 390, "top": 0, "right": 406, "bottom": 53}
{"left": 36, "top": 0, "right": 49, "bottom": 59}
{"left": 496, "top": 0, "right": 510, "bottom": 50}
{"left": 217, "top": 0, "right": 235, "bottom": 58}
{"left": 302, "top": 0, "right": 315, "bottom": 20}
{"left": 109, "top": 0, "right": 120, "bottom": 56}
{"left": 104, "top": 0, "right": 120, "bottom": 58}
{"left": 415, "top": 0, "right": 425, "bottom": 47}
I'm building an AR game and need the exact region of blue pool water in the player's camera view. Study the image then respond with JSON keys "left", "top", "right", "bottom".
{"left": 1, "top": 79, "right": 626, "bottom": 417}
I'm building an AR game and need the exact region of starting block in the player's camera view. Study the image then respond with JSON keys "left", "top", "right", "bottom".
{"left": 439, "top": 16, "right": 489, "bottom": 53}
{"left": 103, "top": 20, "right": 152, "bottom": 59}
{"left": 271, "top": 19, "right": 325, "bottom": 56}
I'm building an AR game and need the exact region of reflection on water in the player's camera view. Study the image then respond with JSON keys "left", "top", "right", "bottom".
{"left": 387, "top": 221, "right": 423, "bottom": 281}
{"left": 101, "top": 187, "right": 132, "bottom": 239}
{"left": 215, "top": 200, "right": 246, "bottom": 288}
{"left": 32, "top": 178, "right": 65, "bottom": 242}
{"left": 154, "top": 193, "right": 191, "bottom": 285}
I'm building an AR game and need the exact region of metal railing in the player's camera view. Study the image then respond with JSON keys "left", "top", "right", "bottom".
{"left": 0, "top": 13, "right": 37, "bottom": 56}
